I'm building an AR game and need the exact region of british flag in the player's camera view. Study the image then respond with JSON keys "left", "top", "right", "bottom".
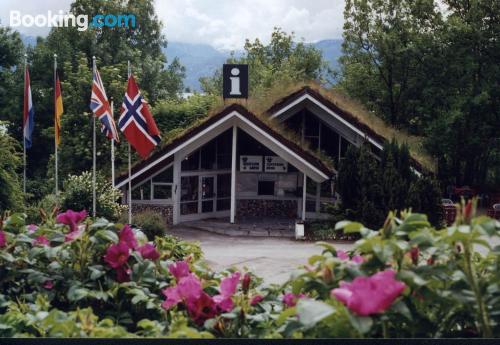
{"left": 118, "top": 75, "right": 160, "bottom": 159}
{"left": 90, "top": 67, "right": 119, "bottom": 142}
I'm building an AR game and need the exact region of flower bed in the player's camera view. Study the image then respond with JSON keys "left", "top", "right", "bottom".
{"left": 0, "top": 201, "right": 499, "bottom": 338}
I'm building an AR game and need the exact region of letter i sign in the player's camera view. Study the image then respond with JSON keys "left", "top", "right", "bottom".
{"left": 223, "top": 64, "right": 248, "bottom": 99}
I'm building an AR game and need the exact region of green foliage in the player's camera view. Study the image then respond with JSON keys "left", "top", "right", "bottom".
{"left": 1, "top": 203, "right": 500, "bottom": 338}
{"left": 131, "top": 210, "right": 167, "bottom": 241}
{"left": 340, "top": 0, "right": 500, "bottom": 189}
{"left": 0, "top": 128, "right": 23, "bottom": 212}
{"left": 200, "top": 27, "right": 330, "bottom": 96}
{"left": 337, "top": 141, "right": 442, "bottom": 228}
{"left": 61, "top": 171, "right": 126, "bottom": 220}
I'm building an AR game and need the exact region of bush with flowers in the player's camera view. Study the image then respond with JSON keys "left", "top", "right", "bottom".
{"left": 0, "top": 200, "right": 499, "bottom": 338}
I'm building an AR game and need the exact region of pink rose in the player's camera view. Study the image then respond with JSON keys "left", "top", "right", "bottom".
{"left": 168, "top": 261, "right": 190, "bottom": 281}
{"left": 56, "top": 210, "right": 87, "bottom": 232}
{"left": 119, "top": 225, "right": 138, "bottom": 250}
{"left": 34, "top": 235, "right": 50, "bottom": 247}
{"left": 331, "top": 269, "right": 406, "bottom": 316}
{"left": 0, "top": 231, "right": 6, "bottom": 248}
{"left": 104, "top": 242, "right": 130, "bottom": 269}
{"left": 250, "top": 294, "right": 264, "bottom": 306}
{"left": 138, "top": 243, "right": 160, "bottom": 260}
{"left": 282, "top": 292, "right": 305, "bottom": 307}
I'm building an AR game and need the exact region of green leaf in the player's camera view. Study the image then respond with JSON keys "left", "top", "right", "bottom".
{"left": 347, "top": 313, "right": 373, "bottom": 334}
{"left": 296, "top": 299, "right": 335, "bottom": 328}
{"left": 276, "top": 306, "right": 297, "bottom": 326}
{"left": 94, "top": 230, "right": 118, "bottom": 244}
{"left": 391, "top": 300, "right": 412, "bottom": 320}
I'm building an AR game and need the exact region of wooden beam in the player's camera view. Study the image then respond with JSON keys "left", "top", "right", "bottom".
{"left": 302, "top": 173, "right": 307, "bottom": 221}
{"left": 230, "top": 125, "right": 237, "bottom": 223}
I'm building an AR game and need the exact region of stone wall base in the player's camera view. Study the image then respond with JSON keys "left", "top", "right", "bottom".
{"left": 131, "top": 203, "right": 173, "bottom": 226}
{"left": 236, "top": 199, "right": 298, "bottom": 218}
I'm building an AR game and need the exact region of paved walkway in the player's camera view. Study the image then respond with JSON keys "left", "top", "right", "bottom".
{"left": 169, "top": 226, "right": 354, "bottom": 285}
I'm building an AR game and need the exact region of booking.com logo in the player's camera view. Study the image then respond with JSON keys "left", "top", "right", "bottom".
{"left": 9, "top": 10, "right": 136, "bottom": 31}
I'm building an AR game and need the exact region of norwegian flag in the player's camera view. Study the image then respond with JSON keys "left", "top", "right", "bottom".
{"left": 90, "top": 67, "right": 119, "bottom": 142}
{"left": 118, "top": 75, "right": 160, "bottom": 159}
{"left": 23, "top": 64, "right": 35, "bottom": 149}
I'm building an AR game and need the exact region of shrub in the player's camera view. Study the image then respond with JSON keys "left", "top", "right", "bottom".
{"left": 0, "top": 128, "right": 22, "bottom": 212}
{"left": 61, "top": 171, "right": 126, "bottom": 220}
{"left": 131, "top": 210, "right": 167, "bottom": 240}
{"left": 1, "top": 201, "right": 499, "bottom": 338}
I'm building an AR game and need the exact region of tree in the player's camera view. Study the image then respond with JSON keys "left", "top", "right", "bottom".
{"left": 337, "top": 141, "right": 442, "bottom": 227}
{"left": 200, "top": 28, "right": 330, "bottom": 96}
{"left": 0, "top": 127, "right": 23, "bottom": 212}
{"left": 339, "top": 0, "right": 499, "bottom": 191}
{"left": 1, "top": 0, "right": 186, "bottom": 201}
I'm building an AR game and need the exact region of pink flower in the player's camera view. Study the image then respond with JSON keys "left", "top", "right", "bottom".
{"left": 178, "top": 274, "right": 203, "bottom": 300}
{"left": 116, "top": 266, "right": 131, "bottom": 283}
{"left": 56, "top": 210, "right": 87, "bottom": 232}
{"left": 34, "top": 235, "right": 50, "bottom": 247}
{"left": 119, "top": 225, "right": 138, "bottom": 250}
{"left": 250, "top": 294, "right": 264, "bottom": 306}
{"left": 138, "top": 243, "right": 160, "bottom": 260}
{"left": 162, "top": 286, "right": 182, "bottom": 310}
{"left": 338, "top": 250, "right": 364, "bottom": 264}
{"left": 213, "top": 272, "right": 240, "bottom": 312}
{"left": 331, "top": 270, "right": 406, "bottom": 316}
{"left": 169, "top": 261, "right": 190, "bottom": 281}
{"left": 283, "top": 293, "right": 305, "bottom": 307}
{"left": 27, "top": 224, "right": 38, "bottom": 234}
{"left": 43, "top": 280, "right": 54, "bottom": 289}
{"left": 161, "top": 274, "right": 204, "bottom": 310}
{"left": 242, "top": 273, "right": 251, "bottom": 293}
{"left": 104, "top": 242, "right": 130, "bottom": 269}
{"left": 0, "top": 231, "right": 6, "bottom": 248}
{"left": 337, "top": 250, "right": 349, "bottom": 260}
{"left": 351, "top": 255, "right": 364, "bottom": 264}
{"left": 186, "top": 292, "right": 217, "bottom": 325}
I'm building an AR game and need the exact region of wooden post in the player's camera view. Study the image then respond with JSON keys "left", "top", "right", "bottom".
{"left": 230, "top": 125, "right": 237, "bottom": 223}
{"left": 302, "top": 173, "right": 307, "bottom": 221}
{"left": 172, "top": 153, "right": 181, "bottom": 225}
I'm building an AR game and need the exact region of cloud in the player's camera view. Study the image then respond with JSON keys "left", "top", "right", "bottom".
{"left": 0, "top": 0, "right": 344, "bottom": 49}
{"left": 155, "top": 0, "right": 344, "bottom": 50}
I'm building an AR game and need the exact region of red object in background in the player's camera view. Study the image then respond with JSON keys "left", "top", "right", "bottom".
{"left": 453, "top": 186, "right": 477, "bottom": 199}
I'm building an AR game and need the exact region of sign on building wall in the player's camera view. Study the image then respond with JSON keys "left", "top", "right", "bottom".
{"left": 223, "top": 64, "right": 248, "bottom": 99}
{"left": 264, "top": 156, "right": 288, "bottom": 173}
{"left": 240, "top": 155, "right": 262, "bottom": 172}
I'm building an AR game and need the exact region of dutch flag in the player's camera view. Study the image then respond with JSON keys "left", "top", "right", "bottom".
{"left": 23, "top": 64, "right": 35, "bottom": 149}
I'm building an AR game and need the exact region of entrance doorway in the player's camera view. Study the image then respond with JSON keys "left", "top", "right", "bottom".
{"left": 180, "top": 173, "right": 231, "bottom": 221}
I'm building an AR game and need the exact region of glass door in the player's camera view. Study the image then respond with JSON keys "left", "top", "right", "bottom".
{"left": 201, "top": 176, "right": 216, "bottom": 213}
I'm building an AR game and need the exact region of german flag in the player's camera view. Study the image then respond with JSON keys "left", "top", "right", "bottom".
{"left": 54, "top": 73, "right": 63, "bottom": 146}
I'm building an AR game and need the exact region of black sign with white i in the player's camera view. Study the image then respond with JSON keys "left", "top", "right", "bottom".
{"left": 223, "top": 64, "right": 248, "bottom": 99}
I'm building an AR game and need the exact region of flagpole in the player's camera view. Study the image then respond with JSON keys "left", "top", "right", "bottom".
{"left": 23, "top": 54, "right": 27, "bottom": 196}
{"left": 54, "top": 54, "right": 59, "bottom": 198}
{"left": 110, "top": 98, "right": 115, "bottom": 188}
{"left": 92, "top": 56, "right": 97, "bottom": 218}
{"left": 127, "top": 60, "right": 132, "bottom": 224}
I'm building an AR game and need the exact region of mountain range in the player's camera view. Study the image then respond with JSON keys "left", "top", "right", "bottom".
{"left": 20, "top": 34, "right": 342, "bottom": 91}
{"left": 164, "top": 39, "right": 342, "bottom": 91}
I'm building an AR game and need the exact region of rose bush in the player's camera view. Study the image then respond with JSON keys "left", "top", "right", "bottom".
{"left": 0, "top": 200, "right": 499, "bottom": 338}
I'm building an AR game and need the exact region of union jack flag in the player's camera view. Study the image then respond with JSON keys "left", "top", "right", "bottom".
{"left": 90, "top": 67, "right": 119, "bottom": 142}
{"left": 118, "top": 75, "right": 160, "bottom": 159}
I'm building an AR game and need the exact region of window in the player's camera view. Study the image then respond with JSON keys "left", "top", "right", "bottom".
{"left": 180, "top": 176, "right": 198, "bottom": 215}
{"left": 258, "top": 181, "right": 275, "bottom": 196}
{"left": 151, "top": 166, "right": 173, "bottom": 201}
{"left": 182, "top": 150, "right": 200, "bottom": 171}
{"left": 201, "top": 140, "right": 217, "bottom": 170}
{"left": 132, "top": 182, "right": 151, "bottom": 200}
{"left": 216, "top": 130, "right": 232, "bottom": 169}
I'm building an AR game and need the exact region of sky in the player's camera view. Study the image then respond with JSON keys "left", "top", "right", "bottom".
{"left": 0, "top": 0, "right": 345, "bottom": 50}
